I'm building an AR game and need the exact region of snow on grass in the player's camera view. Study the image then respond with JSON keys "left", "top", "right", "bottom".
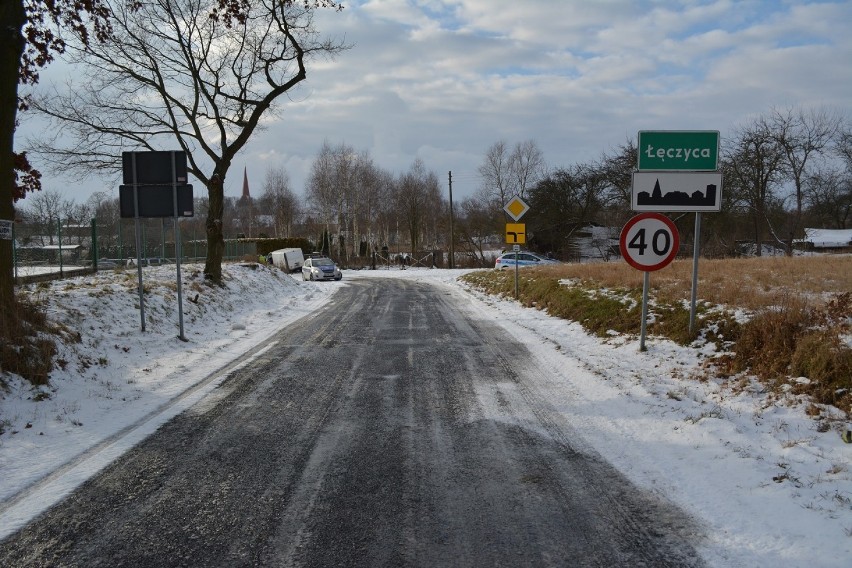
{"left": 0, "top": 263, "right": 335, "bottom": 536}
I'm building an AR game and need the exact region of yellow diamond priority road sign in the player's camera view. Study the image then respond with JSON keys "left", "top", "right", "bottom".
{"left": 503, "top": 196, "right": 530, "bottom": 221}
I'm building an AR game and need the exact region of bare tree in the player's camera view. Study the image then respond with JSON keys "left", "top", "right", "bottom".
{"left": 66, "top": 200, "right": 95, "bottom": 246}
{"left": 305, "top": 141, "right": 337, "bottom": 238}
{"left": 334, "top": 144, "right": 359, "bottom": 260}
{"left": 455, "top": 197, "right": 501, "bottom": 266}
{"left": 87, "top": 190, "right": 121, "bottom": 255}
{"left": 394, "top": 159, "right": 442, "bottom": 256}
{"left": 527, "top": 164, "right": 607, "bottom": 258}
{"left": 28, "top": 0, "right": 346, "bottom": 282}
{"left": 508, "top": 139, "right": 546, "bottom": 201}
{"left": 805, "top": 167, "right": 852, "bottom": 229}
{"left": 305, "top": 142, "right": 395, "bottom": 261}
{"left": 477, "top": 140, "right": 512, "bottom": 207}
{"left": 260, "top": 167, "right": 299, "bottom": 238}
{"left": 723, "top": 119, "right": 786, "bottom": 255}
{"left": 768, "top": 106, "right": 841, "bottom": 247}
{"left": 789, "top": 115, "right": 852, "bottom": 232}
{"left": 370, "top": 168, "right": 397, "bottom": 254}
{"left": 351, "top": 152, "right": 390, "bottom": 257}
{"left": 20, "top": 189, "right": 74, "bottom": 245}
{"left": 305, "top": 141, "right": 351, "bottom": 258}
{"left": 837, "top": 121, "right": 852, "bottom": 171}
{"left": 477, "top": 139, "right": 545, "bottom": 208}
{"left": 598, "top": 139, "right": 637, "bottom": 210}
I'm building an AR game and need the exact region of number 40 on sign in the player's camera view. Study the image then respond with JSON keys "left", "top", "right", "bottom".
{"left": 619, "top": 212, "right": 680, "bottom": 272}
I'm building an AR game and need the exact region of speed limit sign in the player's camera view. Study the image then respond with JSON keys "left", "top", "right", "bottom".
{"left": 619, "top": 213, "right": 680, "bottom": 271}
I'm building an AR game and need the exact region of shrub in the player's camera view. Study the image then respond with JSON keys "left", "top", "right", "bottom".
{"left": 791, "top": 331, "right": 852, "bottom": 408}
{"left": 726, "top": 291, "right": 851, "bottom": 403}
{"left": 0, "top": 297, "right": 58, "bottom": 386}
{"left": 731, "top": 294, "right": 811, "bottom": 380}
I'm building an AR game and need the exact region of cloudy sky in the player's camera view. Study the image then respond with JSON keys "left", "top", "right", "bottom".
{"left": 16, "top": 0, "right": 852, "bottom": 206}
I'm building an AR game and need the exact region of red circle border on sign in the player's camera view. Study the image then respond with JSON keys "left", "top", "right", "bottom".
{"left": 619, "top": 212, "right": 680, "bottom": 272}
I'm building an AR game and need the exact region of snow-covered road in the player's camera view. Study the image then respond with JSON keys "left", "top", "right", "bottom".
{"left": 1, "top": 264, "right": 850, "bottom": 566}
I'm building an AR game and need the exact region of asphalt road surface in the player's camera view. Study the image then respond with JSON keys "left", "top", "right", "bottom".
{"left": 0, "top": 277, "right": 706, "bottom": 567}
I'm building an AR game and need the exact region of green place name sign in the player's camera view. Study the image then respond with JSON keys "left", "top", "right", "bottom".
{"left": 637, "top": 130, "right": 719, "bottom": 171}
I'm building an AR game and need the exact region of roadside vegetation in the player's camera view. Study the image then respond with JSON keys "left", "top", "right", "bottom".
{"left": 0, "top": 293, "right": 69, "bottom": 388}
{"left": 462, "top": 255, "right": 852, "bottom": 416}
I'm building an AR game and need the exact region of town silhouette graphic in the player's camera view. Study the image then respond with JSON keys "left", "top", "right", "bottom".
{"left": 637, "top": 178, "right": 717, "bottom": 207}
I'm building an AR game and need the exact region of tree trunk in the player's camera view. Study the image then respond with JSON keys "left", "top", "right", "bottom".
{"left": 204, "top": 173, "right": 225, "bottom": 283}
{"left": 0, "top": 0, "right": 26, "bottom": 317}
{"left": 753, "top": 203, "right": 764, "bottom": 257}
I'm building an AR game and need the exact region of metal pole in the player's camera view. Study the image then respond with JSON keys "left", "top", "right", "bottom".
{"left": 12, "top": 222, "right": 17, "bottom": 279}
{"left": 134, "top": 211, "right": 145, "bottom": 330}
{"left": 172, "top": 152, "right": 187, "bottom": 341}
{"left": 448, "top": 171, "right": 455, "bottom": 269}
{"left": 514, "top": 253, "right": 519, "bottom": 299}
{"left": 640, "top": 271, "right": 650, "bottom": 352}
{"left": 91, "top": 218, "right": 98, "bottom": 269}
{"left": 689, "top": 212, "right": 702, "bottom": 336}
{"left": 132, "top": 155, "right": 146, "bottom": 332}
{"left": 57, "top": 219, "right": 64, "bottom": 275}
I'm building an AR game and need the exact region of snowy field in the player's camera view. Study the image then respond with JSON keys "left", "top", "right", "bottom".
{"left": 1, "top": 263, "right": 850, "bottom": 567}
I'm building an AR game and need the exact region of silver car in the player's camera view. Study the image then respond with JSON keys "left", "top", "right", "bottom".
{"left": 302, "top": 257, "right": 342, "bottom": 281}
{"left": 494, "top": 251, "right": 558, "bottom": 270}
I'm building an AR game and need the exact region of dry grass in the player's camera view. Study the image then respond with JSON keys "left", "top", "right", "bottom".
{"left": 465, "top": 254, "right": 852, "bottom": 415}
{"left": 538, "top": 254, "right": 852, "bottom": 311}
{"left": 0, "top": 297, "right": 63, "bottom": 387}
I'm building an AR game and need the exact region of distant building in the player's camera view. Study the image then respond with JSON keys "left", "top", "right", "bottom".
{"left": 800, "top": 228, "right": 852, "bottom": 250}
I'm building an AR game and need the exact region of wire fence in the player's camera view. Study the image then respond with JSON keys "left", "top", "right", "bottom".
{"left": 12, "top": 217, "right": 257, "bottom": 283}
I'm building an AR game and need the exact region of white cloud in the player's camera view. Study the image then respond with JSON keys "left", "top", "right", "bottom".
{"left": 15, "top": 0, "right": 852, "bottom": 205}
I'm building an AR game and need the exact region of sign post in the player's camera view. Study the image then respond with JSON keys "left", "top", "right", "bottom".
{"left": 503, "top": 196, "right": 530, "bottom": 299}
{"left": 634, "top": 130, "right": 721, "bottom": 337}
{"left": 121, "top": 150, "right": 193, "bottom": 340}
{"left": 170, "top": 152, "right": 187, "bottom": 341}
{"left": 620, "top": 213, "right": 680, "bottom": 351}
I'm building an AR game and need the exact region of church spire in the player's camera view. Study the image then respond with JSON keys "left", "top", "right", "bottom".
{"left": 241, "top": 167, "right": 251, "bottom": 200}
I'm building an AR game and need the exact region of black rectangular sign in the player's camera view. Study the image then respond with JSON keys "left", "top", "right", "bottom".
{"left": 119, "top": 184, "right": 194, "bottom": 218}
{"left": 122, "top": 151, "right": 188, "bottom": 185}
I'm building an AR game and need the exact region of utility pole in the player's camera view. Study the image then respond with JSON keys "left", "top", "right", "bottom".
{"left": 448, "top": 171, "right": 455, "bottom": 269}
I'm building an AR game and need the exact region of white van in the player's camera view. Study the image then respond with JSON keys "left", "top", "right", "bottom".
{"left": 269, "top": 248, "right": 305, "bottom": 272}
